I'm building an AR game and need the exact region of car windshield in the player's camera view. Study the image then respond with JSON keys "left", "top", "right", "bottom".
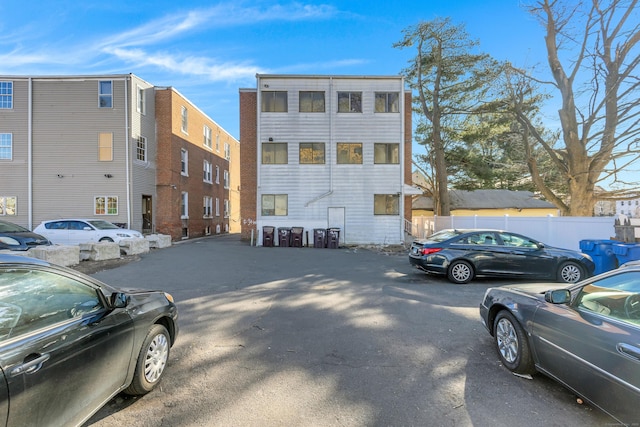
{"left": 87, "top": 220, "right": 120, "bottom": 230}
{"left": 0, "top": 222, "right": 30, "bottom": 233}
{"left": 425, "top": 229, "right": 462, "bottom": 243}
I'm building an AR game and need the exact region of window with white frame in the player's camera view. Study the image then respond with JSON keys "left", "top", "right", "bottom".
{"left": 300, "top": 143, "right": 325, "bottom": 164}
{"left": 223, "top": 170, "right": 229, "bottom": 189}
{"left": 181, "top": 192, "right": 189, "bottom": 218}
{"left": 0, "top": 196, "right": 17, "bottom": 215}
{"left": 136, "top": 136, "right": 147, "bottom": 162}
{"left": 137, "top": 85, "right": 146, "bottom": 114}
{"left": 337, "top": 143, "right": 362, "bottom": 164}
{"left": 0, "top": 133, "right": 12, "bottom": 160}
{"left": 204, "top": 125, "right": 212, "bottom": 149}
{"left": 374, "top": 194, "right": 399, "bottom": 215}
{"left": 215, "top": 198, "right": 220, "bottom": 217}
{"left": 374, "top": 92, "right": 399, "bottom": 113}
{"left": 299, "top": 91, "right": 325, "bottom": 112}
{"left": 374, "top": 143, "right": 399, "bottom": 164}
{"left": 94, "top": 196, "right": 118, "bottom": 215}
{"left": 337, "top": 92, "right": 362, "bottom": 113}
{"left": 224, "top": 142, "right": 230, "bottom": 160}
{"left": 203, "top": 160, "right": 212, "bottom": 183}
{"left": 181, "top": 106, "right": 188, "bottom": 133}
{"left": 224, "top": 199, "right": 230, "bottom": 218}
{"left": 262, "top": 143, "right": 288, "bottom": 164}
{"left": 99, "top": 81, "right": 112, "bottom": 108}
{"left": 181, "top": 149, "right": 188, "bottom": 175}
{"left": 216, "top": 134, "right": 220, "bottom": 152}
{"left": 261, "top": 194, "right": 288, "bottom": 216}
{"left": 203, "top": 196, "right": 212, "bottom": 217}
{"left": 0, "top": 82, "right": 13, "bottom": 109}
{"left": 98, "top": 133, "right": 113, "bottom": 161}
{"left": 215, "top": 165, "right": 220, "bottom": 184}
{"left": 261, "top": 91, "right": 288, "bottom": 112}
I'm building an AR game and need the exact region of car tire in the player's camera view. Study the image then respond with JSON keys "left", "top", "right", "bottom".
{"left": 447, "top": 260, "right": 474, "bottom": 284}
{"left": 493, "top": 310, "right": 535, "bottom": 375}
{"left": 99, "top": 237, "right": 114, "bottom": 242}
{"left": 557, "top": 261, "right": 584, "bottom": 283}
{"left": 124, "top": 324, "right": 170, "bottom": 396}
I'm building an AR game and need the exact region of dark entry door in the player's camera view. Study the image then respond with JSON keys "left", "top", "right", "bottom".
{"left": 142, "top": 195, "right": 152, "bottom": 233}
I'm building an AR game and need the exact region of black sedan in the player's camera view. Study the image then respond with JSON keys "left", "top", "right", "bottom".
{"left": 0, "top": 219, "right": 51, "bottom": 250}
{"left": 479, "top": 264, "right": 640, "bottom": 425}
{"left": 0, "top": 254, "right": 178, "bottom": 426}
{"left": 409, "top": 229, "right": 595, "bottom": 284}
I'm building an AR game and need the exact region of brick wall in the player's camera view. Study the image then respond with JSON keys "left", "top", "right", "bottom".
{"left": 239, "top": 90, "right": 257, "bottom": 241}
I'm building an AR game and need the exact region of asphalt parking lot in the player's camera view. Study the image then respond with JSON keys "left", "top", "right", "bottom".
{"left": 85, "top": 234, "right": 615, "bottom": 427}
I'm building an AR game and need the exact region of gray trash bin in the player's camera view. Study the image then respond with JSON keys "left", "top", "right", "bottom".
{"left": 262, "top": 226, "right": 275, "bottom": 247}
{"left": 278, "top": 227, "right": 291, "bottom": 247}
{"left": 327, "top": 228, "right": 340, "bottom": 249}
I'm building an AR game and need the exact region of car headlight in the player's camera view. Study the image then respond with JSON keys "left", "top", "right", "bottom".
{"left": 164, "top": 292, "right": 175, "bottom": 303}
{"left": 0, "top": 236, "right": 20, "bottom": 246}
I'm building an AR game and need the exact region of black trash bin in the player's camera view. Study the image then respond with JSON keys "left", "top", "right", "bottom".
{"left": 327, "top": 227, "right": 340, "bottom": 249}
{"left": 313, "top": 228, "right": 327, "bottom": 248}
{"left": 262, "top": 226, "right": 275, "bottom": 247}
{"left": 278, "top": 227, "right": 291, "bottom": 247}
{"left": 291, "top": 227, "right": 304, "bottom": 247}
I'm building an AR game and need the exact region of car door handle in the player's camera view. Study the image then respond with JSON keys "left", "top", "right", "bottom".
{"left": 617, "top": 343, "right": 640, "bottom": 360}
{"left": 10, "top": 353, "right": 51, "bottom": 377}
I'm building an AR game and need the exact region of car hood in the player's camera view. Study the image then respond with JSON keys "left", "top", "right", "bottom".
{"left": 500, "top": 282, "right": 569, "bottom": 295}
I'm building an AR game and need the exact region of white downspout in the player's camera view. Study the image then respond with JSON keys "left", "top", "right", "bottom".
{"left": 124, "top": 77, "right": 132, "bottom": 228}
{"left": 28, "top": 78, "right": 33, "bottom": 229}
{"left": 399, "top": 77, "right": 406, "bottom": 243}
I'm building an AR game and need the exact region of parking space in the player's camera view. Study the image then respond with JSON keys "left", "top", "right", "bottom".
{"left": 85, "top": 234, "right": 613, "bottom": 427}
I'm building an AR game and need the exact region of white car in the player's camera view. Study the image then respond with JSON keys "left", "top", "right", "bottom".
{"left": 34, "top": 219, "right": 143, "bottom": 245}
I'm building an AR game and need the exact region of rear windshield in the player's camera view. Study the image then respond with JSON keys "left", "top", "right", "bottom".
{"left": 425, "top": 229, "right": 462, "bottom": 243}
{"left": 87, "top": 220, "right": 120, "bottom": 230}
{"left": 0, "top": 222, "right": 29, "bottom": 233}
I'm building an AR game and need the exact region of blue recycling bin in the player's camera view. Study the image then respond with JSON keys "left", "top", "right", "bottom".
{"left": 579, "top": 239, "right": 619, "bottom": 275}
{"left": 612, "top": 243, "right": 640, "bottom": 266}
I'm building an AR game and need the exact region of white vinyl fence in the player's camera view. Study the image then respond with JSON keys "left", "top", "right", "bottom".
{"left": 411, "top": 216, "right": 617, "bottom": 251}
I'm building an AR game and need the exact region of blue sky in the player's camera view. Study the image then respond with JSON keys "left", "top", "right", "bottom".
{"left": 1, "top": 1, "right": 546, "bottom": 141}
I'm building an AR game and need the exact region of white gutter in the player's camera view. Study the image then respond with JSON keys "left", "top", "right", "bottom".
{"left": 399, "top": 77, "right": 406, "bottom": 242}
{"left": 28, "top": 78, "right": 33, "bottom": 229}
{"left": 124, "top": 76, "right": 132, "bottom": 228}
{"left": 256, "top": 75, "right": 262, "bottom": 218}
{"left": 305, "top": 76, "right": 334, "bottom": 206}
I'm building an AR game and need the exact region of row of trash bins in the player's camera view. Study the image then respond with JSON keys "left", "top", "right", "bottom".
{"left": 580, "top": 239, "right": 640, "bottom": 275}
{"left": 263, "top": 226, "right": 341, "bottom": 248}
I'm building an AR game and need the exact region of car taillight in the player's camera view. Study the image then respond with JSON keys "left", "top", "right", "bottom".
{"left": 421, "top": 247, "right": 442, "bottom": 255}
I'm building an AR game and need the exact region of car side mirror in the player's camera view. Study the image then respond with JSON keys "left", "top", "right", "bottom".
{"left": 537, "top": 242, "right": 545, "bottom": 249}
{"left": 110, "top": 292, "right": 130, "bottom": 308}
{"left": 83, "top": 227, "right": 92, "bottom": 231}
{"left": 545, "top": 289, "right": 570, "bottom": 304}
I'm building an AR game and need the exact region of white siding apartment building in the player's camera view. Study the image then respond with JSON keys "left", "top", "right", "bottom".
{"left": 240, "top": 74, "right": 417, "bottom": 246}
{"left": 0, "top": 75, "right": 157, "bottom": 232}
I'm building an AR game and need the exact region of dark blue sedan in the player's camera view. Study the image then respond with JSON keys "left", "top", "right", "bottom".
{"left": 409, "top": 229, "right": 595, "bottom": 284}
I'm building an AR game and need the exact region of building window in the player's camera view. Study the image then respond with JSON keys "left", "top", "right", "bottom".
{"left": 337, "top": 92, "right": 362, "bottom": 113}
{"left": 98, "top": 133, "right": 113, "bottom": 161}
{"left": 223, "top": 170, "right": 229, "bottom": 189}
{"left": 99, "top": 81, "right": 112, "bottom": 108}
{"left": 0, "top": 196, "right": 17, "bottom": 215}
{"left": 224, "top": 142, "right": 230, "bottom": 160}
{"left": 216, "top": 134, "right": 220, "bottom": 152}
{"left": 224, "top": 199, "right": 230, "bottom": 218}
{"left": 203, "top": 196, "right": 212, "bottom": 217}
{"left": 374, "top": 194, "right": 399, "bottom": 215}
{"left": 94, "top": 196, "right": 118, "bottom": 215}
{"left": 181, "top": 192, "right": 189, "bottom": 218}
{"left": 136, "top": 136, "right": 147, "bottom": 162}
{"left": 215, "top": 198, "right": 220, "bottom": 217}
{"left": 181, "top": 149, "right": 188, "bottom": 175}
{"left": 0, "top": 133, "right": 12, "bottom": 160}
{"left": 203, "top": 160, "right": 212, "bottom": 183}
{"left": 181, "top": 106, "right": 188, "bottom": 133}
{"left": 375, "top": 92, "right": 399, "bottom": 113}
{"left": 0, "top": 82, "right": 13, "bottom": 109}
{"left": 204, "top": 126, "right": 212, "bottom": 149}
{"left": 299, "top": 91, "right": 325, "bottom": 112}
{"left": 337, "top": 143, "right": 362, "bottom": 164}
{"left": 215, "top": 165, "right": 220, "bottom": 184}
{"left": 262, "top": 194, "right": 288, "bottom": 216}
{"left": 262, "top": 143, "right": 288, "bottom": 164}
{"left": 261, "top": 91, "right": 288, "bottom": 112}
{"left": 374, "top": 143, "right": 399, "bottom": 164}
{"left": 137, "top": 85, "right": 146, "bottom": 114}
{"left": 300, "top": 143, "right": 325, "bottom": 164}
